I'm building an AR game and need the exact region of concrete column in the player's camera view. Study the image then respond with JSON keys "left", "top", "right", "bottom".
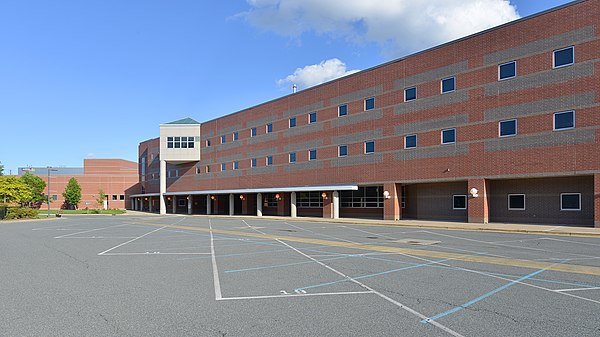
{"left": 383, "top": 183, "right": 402, "bottom": 221}
{"left": 291, "top": 192, "right": 297, "bottom": 218}
{"left": 172, "top": 196, "right": 177, "bottom": 214}
{"left": 229, "top": 194, "right": 234, "bottom": 216}
{"left": 188, "top": 195, "right": 193, "bottom": 215}
{"left": 332, "top": 191, "right": 339, "bottom": 219}
{"left": 322, "top": 192, "right": 333, "bottom": 218}
{"left": 159, "top": 160, "right": 167, "bottom": 215}
{"left": 207, "top": 195, "right": 212, "bottom": 215}
{"left": 257, "top": 193, "right": 263, "bottom": 217}
{"left": 467, "top": 179, "right": 490, "bottom": 224}
{"left": 595, "top": 174, "right": 600, "bottom": 228}
{"left": 241, "top": 195, "right": 249, "bottom": 215}
{"left": 149, "top": 197, "right": 153, "bottom": 213}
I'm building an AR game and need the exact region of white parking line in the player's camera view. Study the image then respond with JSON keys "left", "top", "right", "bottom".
{"left": 54, "top": 224, "right": 129, "bottom": 239}
{"left": 210, "top": 219, "right": 223, "bottom": 300}
{"left": 218, "top": 291, "right": 374, "bottom": 301}
{"left": 97, "top": 226, "right": 165, "bottom": 256}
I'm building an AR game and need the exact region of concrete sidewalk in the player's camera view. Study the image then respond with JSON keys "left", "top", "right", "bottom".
{"left": 122, "top": 210, "right": 600, "bottom": 237}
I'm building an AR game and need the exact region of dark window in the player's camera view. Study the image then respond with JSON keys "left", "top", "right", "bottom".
{"left": 188, "top": 137, "right": 194, "bottom": 148}
{"left": 365, "top": 141, "right": 375, "bottom": 154}
{"left": 297, "top": 191, "right": 324, "bottom": 208}
{"left": 167, "top": 137, "right": 174, "bottom": 148}
{"left": 251, "top": 158, "right": 257, "bottom": 167}
{"left": 554, "top": 111, "right": 574, "bottom": 130}
{"left": 442, "top": 128, "right": 456, "bottom": 144}
{"left": 119, "top": 195, "right": 125, "bottom": 200}
{"left": 289, "top": 152, "right": 296, "bottom": 163}
{"left": 112, "top": 195, "right": 118, "bottom": 201}
{"left": 338, "top": 104, "right": 348, "bottom": 117}
{"left": 289, "top": 117, "right": 296, "bottom": 128}
{"left": 251, "top": 127, "right": 257, "bottom": 137}
{"left": 561, "top": 193, "right": 581, "bottom": 211}
{"left": 309, "top": 149, "right": 317, "bottom": 161}
{"left": 340, "top": 186, "right": 384, "bottom": 208}
{"left": 365, "top": 97, "right": 375, "bottom": 111}
{"left": 441, "top": 77, "right": 455, "bottom": 93}
{"left": 405, "top": 87, "right": 416, "bottom": 101}
{"left": 181, "top": 136, "right": 188, "bottom": 148}
{"left": 221, "top": 135, "right": 226, "bottom": 144}
{"left": 206, "top": 139, "right": 211, "bottom": 147}
{"left": 405, "top": 134, "right": 417, "bottom": 149}
{"left": 266, "top": 123, "right": 273, "bottom": 133}
{"left": 339, "top": 145, "right": 348, "bottom": 157}
{"left": 508, "top": 194, "right": 525, "bottom": 210}
{"left": 206, "top": 165, "right": 210, "bottom": 173}
{"left": 499, "top": 61, "right": 516, "bottom": 80}
{"left": 266, "top": 156, "right": 273, "bottom": 166}
{"left": 499, "top": 119, "right": 517, "bottom": 137}
{"left": 309, "top": 112, "right": 317, "bottom": 124}
{"left": 453, "top": 195, "right": 467, "bottom": 210}
{"left": 221, "top": 163, "right": 226, "bottom": 171}
{"left": 233, "top": 161, "right": 239, "bottom": 170}
{"left": 554, "top": 46, "right": 574, "bottom": 68}
{"left": 178, "top": 199, "right": 186, "bottom": 207}
{"left": 174, "top": 137, "right": 181, "bottom": 148}
{"left": 233, "top": 132, "right": 238, "bottom": 141}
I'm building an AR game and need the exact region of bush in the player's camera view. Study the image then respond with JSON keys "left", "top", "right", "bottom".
{"left": 5, "top": 207, "right": 39, "bottom": 220}
{"left": 90, "top": 209, "right": 100, "bottom": 214}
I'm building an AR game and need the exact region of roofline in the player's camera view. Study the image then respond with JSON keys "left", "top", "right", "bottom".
{"left": 200, "top": 0, "right": 585, "bottom": 125}
{"left": 130, "top": 184, "right": 358, "bottom": 198}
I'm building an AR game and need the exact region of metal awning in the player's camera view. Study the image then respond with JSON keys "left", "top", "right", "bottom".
{"left": 130, "top": 184, "right": 358, "bottom": 198}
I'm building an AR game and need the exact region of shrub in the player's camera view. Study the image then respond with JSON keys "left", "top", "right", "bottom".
{"left": 5, "top": 207, "right": 39, "bottom": 220}
{"left": 90, "top": 209, "right": 100, "bottom": 214}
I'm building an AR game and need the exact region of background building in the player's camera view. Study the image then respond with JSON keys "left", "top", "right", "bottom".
{"left": 132, "top": 0, "right": 600, "bottom": 227}
{"left": 19, "top": 159, "right": 138, "bottom": 209}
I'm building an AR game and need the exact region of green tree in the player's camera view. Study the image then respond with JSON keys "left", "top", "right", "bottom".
{"left": 0, "top": 161, "right": 4, "bottom": 176}
{"left": 20, "top": 172, "right": 47, "bottom": 205}
{"left": 96, "top": 189, "right": 107, "bottom": 208}
{"left": 62, "top": 177, "right": 82, "bottom": 209}
{"left": 0, "top": 176, "right": 33, "bottom": 204}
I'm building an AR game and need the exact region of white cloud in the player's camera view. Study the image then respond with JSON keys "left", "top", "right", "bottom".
{"left": 278, "top": 58, "right": 360, "bottom": 90}
{"left": 241, "top": 0, "right": 520, "bottom": 57}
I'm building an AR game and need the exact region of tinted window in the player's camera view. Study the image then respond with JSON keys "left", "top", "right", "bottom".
{"left": 561, "top": 193, "right": 580, "bottom": 210}
{"left": 499, "top": 120, "right": 517, "bottom": 137}
{"left": 266, "top": 156, "right": 273, "bottom": 165}
{"left": 405, "top": 135, "right": 417, "bottom": 149}
{"left": 338, "top": 104, "right": 348, "bottom": 117}
{"left": 441, "top": 77, "right": 455, "bottom": 93}
{"left": 251, "top": 127, "right": 256, "bottom": 137}
{"left": 339, "top": 145, "right": 348, "bottom": 157}
{"left": 251, "top": 158, "right": 257, "bottom": 167}
{"left": 289, "top": 152, "right": 296, "bottom": 163}
{"left": 405, "top": 87, "right": 416, "bottom": 101}
{"left": 554, "top": 47, "right": 574, "bottom": 68}
{"left": 267, "top": 123, "right": 273, "bottom": 133}
{"left": 309, "top": 112, "right": 317, "bottom": 124}
{"left": 554, "top": 111, "right": 574, "bottom": 130}
{"left": 365, "top": 97, "right": 375, "bottom": 111}
{"left": 442, "top": 128, "right": 456, "bottom": 144}
{"left": 508, "top": 194, "right": 525, "bottom": 210}
{"left": 365, "top": 141, "right": 375, "bottom": 154}
{"left": 499, "top": 61, "right": 516, "bottom": 80}
{"left": 309, "top": 149, "right": 317, "bottom": 160}
{"left": 453, "top": 195, "right": 467, "bottom": 210}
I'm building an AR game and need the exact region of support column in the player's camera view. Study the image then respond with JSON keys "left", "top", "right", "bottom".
{"left": 149, "top": 197, "right": 153, "bottom": 213}
{"left": 229, "top": 194, "right": 234, "bottom": 216}
{"left": 257, "top": 193, "right": 263, "bottom": 217}
{"left": 383, "top": 183, "right": 402, "bottom": 221}
{"left": 241, "top": 195, "right": 249, "bottom": 215}
{"left": 332, "top": 191, "right": 339, "bottom": 219}
{"left": 172, "top": 196, "right": 177, "bottom": 214}
{"left": 467, "top": 179, "right": 490, "bottom": 224}
{"left": 322, "top": 192, "right": 333, "bottom": 218}
{"left": 595, "top": 174, "right": 600, "bottom": 228}
{"left": 291, "top": 192, "right": 297, "bottom": 218}
{"left": 206, "top": 195, "right": 212, "bottom": 215}
{"left": 159, "top": 160, "right": 167, "bottom": 215}
{"left": 188, "top": 195, "right": 193, "bottom": 215}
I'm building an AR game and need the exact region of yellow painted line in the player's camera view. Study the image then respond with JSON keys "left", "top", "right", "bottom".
{"left": 133, "top": 222, "right": 600, "bottom": 276}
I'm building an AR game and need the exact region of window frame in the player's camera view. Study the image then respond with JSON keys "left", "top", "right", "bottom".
{"left": 553, "top": 46, "right": 574, "bottom": 69}
{"left": 499, "top": 119, "right": 517, "bottom": 137}
{"left": 560, "top": 193, "right": 581, "bottom": 211}
{"left": 441, "top": 128, "right": 456, "bottom": 144}
{"left": 233, "top": 161, "right": 239, "bottom": 170}
{"left": 251, "top": 127, "right": 257, "bottom": 137}
{"left": 289, "top": 117, "right": 297, "bottom": 128}
{"left": 289, "top": 152, "right": 296, "bottom": 163}
{"left": 251, "top": 158, "right": 257, "bottom": 168}
{"left": 178, "top": 198, "right": 186, "bottom": 207}
{"left": 365, "top": 97, "right": 375, "bottom": 111}
{"left": 404, "top": 87, "right": 417, "bottom": 102}
{"left": 553, "top": 110, "right": 575, "bottom": 131}
{"left": 404, "top": 134, "right": 417, "bottom": 149}
{"left": 266, "top": 156, "right": 273, "bottom": 166}
{"left": 441, "top": 76, "right": 456, "bottom": 94}
{"left": 338, "top": 104, "right": 348, "bottom": 117}
{"left": 309, "top": 111, "right": 317, "bottom": 124}
{"left": 338, "top": 144, "right": 348, "bottom": 157}
{"left": 205, "top": 139, "right": 211, "bottom": 147}
{"left": 453, "top": 195, "right": 467, "bottom": 210}
{"left": 364, "top": 140, "right": 375, "bottom": 154}
{"left": 508, "top": 194, "right": 526, "bottom": 211}
{"left": 221, "top": 135, "right": 226, "bottom": 144}
{"left": 498, "top": 61, "right": 517, "bottom": 80}
{"left": 266, "top": 123, "right": 273, "bottom": 133}
{"left": 233, "top": 131, "right": 239, "bottom": 141}
{"left": 221, "top": 163, "right": 226, "bottom": 171}
{"left": 309, "top": 149, "right": 317, "bottom": 161}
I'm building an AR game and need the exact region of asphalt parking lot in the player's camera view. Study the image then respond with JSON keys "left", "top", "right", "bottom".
{"left": 2, "top": 214, "right": 600, "bottom": 336}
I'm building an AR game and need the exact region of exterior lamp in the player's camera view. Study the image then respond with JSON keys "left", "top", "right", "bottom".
{"left": 383, "top": 190, "right": 391, "bottom": 199}
{"left": 211, "top": 195, "right": 215, "bottom": 200}
{"left": 321, "top": 192, "right": 328, "bottom": 199}
{"left": 240, "top": 195, "right": 245, "bottom": 200}
{"left": 470, "top": 188, "right": 479, "bottom": 198}
{"left": 275, "top": 193, "right": 281, "bottom": 201}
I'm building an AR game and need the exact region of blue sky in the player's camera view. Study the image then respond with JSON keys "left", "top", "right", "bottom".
{"left": 0, "top": 0, "right": 572, "bottom": 174}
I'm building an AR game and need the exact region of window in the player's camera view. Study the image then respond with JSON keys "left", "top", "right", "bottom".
{"left": 499, "top": 61, "right": 516, "bottom": 80}
{"left": 221, "top": 163, "right": 226, "bottom": 171}
{"left": 453, "top": 195, "right": 467, "bottom": 210}
{"left": 195, "top": 167, "right": 201, "bottom": 174}
{"left": 266, "top": 156, "right": 273, "bottom": 166}
{"left": 365, "top": 141, "right": 375, "bottom": 154}
{"left": 289, "top": 117, "right": 297, "bottom": 128}
{"left": 554, "top": 46, "right": 574, "bottom": 68}
{"left": 297, "top": 192, "right": 324, "bottom": 208}
{"left": 404, "top": 87, "right": 417, "bottom": 102}
{"left": 167, "top": 137, "right": 173, "bottom": 148}
{"left": 441, "top": 128, "right": 456, "bottom": 144}
{"left": 340, "top": 186, "right": 384, "bottom": 208}
{"left": 405, "top": 134, "right": 417, "bottom": 149}
{"left": 52, "top": 195, "right": 57, "bottom": 201}
{"left": 441, "top": 77, "right": 455, "bottom": 93}
{"left": 309, "top": 112, "right": 317, "bottom": 124}
{"left": 266, "top": 123, "right": 273, "bottom": 133}
{"left": 119, "top": 195, "right": 125, "bottom": 200}
{"left": 338, "top": 145, "right": 348, "bottom": 157}
{"left": 178, "top": 199, "right": 186, "bottom": 207}
{"left": 309, "top": 149, "right": 317, "bottom": 161}
{"left": 233, "top": 161, "right": 239, "bottom": 170}
{"left": 221, "top": 135, "right": 226, "bottom": 144}
{"left": 205, "top": 165, "right": 210, "bottom": 173}
{"left": 233, "top": 132, "right": 239, "bottom": 141}
{"left": 206, "top": 139, "right": 211, "bottom": 147}
{"left": 174, "top": 137, "right": 180, "bottom": 148}
{"left": 112, "top": 195, "right": 118, "bottom": 201}
{"left": 561, "top": 193, "right": 581, "bottom": 211}
{"left": 365, "top": 97, "right": 375, "bottom": 111}
{"left": 338, "top": 104, "right": 348, "bottom": 117}
{"left": 508, "top": 194, "right": 525, "bottom": 210}
{"left": 499, "top": 119, "right": 517, "bottom": 137}
{"left": 264, "top": 193, "right": 278, "bottom": 207}
{"left": 251, "top": 127, "right": 257, "bottom": 137}
{"left": 554, "top": 111, "right": 575, "bottom": 131}
{"left": 251, "top": 158, "right": 257, "bottom": 168}
{"left": 168, "top": 137, "right": 194, "bottom": 149}
{"left": 289, "top": 152, "right": 296, "bottom": 163}
{"left": 151, "top": 153, "right": 155, "bottom": 160}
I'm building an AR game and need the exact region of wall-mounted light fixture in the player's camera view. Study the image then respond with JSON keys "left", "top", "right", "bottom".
{"left": 321, "top": 192, "right": 328, "bottom": 200}
{"left": 275, "top": 193, "right": 282, "bottom": 201}
{"left": 240, "top": 194, "right": 245, "bottom": 200}
{"left": 383, "top": 190, "right": 391, "bottom": 199}
{"left": 210, "top": 195, "right": 215, "bottom": 200}
{"left": 469, "top": 188, "right": 479, "bottom": 198}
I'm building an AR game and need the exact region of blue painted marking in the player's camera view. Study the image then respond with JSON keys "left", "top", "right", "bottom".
{"left": 421, "top": 268, "right": 547, "bottom": 324}
{"left": 224, "top": 255, "right": 352, "bottom": 273}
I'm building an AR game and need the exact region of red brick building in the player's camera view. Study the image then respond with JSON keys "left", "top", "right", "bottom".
{"left": 19, "top": 159, "right": 138, "bottom": 209}
{"left": 132, "top": 0, "right": 600, "bottom": 227}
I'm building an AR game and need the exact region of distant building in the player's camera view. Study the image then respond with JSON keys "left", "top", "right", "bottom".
{"left": 132, "top": 0, "right": 600, "bottom": 227}
{"left": 19, "top": 159, "right": 138, "bottom": 209}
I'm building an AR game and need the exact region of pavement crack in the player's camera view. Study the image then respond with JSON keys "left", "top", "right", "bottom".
{"left": 43, "top": 244, "right": 90, "bottom": 269}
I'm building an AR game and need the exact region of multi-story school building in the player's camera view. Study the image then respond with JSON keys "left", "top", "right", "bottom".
{"left": 131, "top": 0, "right": 600, "bottom": 227}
